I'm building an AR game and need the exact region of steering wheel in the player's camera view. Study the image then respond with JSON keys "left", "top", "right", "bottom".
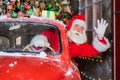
{"left": 22, "top": 44, "right": 56, "bottom": 54}
{"left": 22, "top": 44, "right": 32, "bottom": 52}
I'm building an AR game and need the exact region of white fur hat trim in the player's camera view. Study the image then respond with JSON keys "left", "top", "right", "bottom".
{"left": 71, "top": 19, "right": 87, "bottom": 30}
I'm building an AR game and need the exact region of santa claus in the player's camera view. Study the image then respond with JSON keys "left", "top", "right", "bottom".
{"left": 30, "top": 14, "right": 110, "bottom": 58}
{"left": 67, "top": 15, "right": 110, "bottom": 58}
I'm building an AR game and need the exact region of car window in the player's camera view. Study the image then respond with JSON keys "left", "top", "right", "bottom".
{"left": 0, "top": 21, "right": 61, "bottom": 55}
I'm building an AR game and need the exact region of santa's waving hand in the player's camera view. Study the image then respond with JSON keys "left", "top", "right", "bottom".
{"left": 92, "top": 19, "right": 110, "bottom": 52}
{"left": 94, "top": 19, "right": 108, "bottom": 40}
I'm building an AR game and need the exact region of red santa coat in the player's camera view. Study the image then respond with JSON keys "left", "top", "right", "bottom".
{"left": 69, "top": 43, "right": 99, "bottom": 58}
{"left": 69, "top": 37, "right": 110, "bottom": 58}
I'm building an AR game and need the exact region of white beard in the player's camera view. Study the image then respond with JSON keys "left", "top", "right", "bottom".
{"left": 67, "top": 30, "right": 87, "bottom": 44}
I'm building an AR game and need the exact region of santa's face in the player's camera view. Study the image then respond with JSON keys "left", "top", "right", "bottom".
{"left": 72, "top": 24, "right": 84, "bottom": 33}
{"left": 67, "top": 25, "right": 87, "bottom": 44}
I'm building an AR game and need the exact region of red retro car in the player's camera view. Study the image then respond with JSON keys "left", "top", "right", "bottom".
{"left": 0, "top": 17, "right": 81, "bottom": 80}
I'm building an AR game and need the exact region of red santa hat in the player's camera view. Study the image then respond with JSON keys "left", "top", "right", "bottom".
{"left": 67, "top": 15, "right": 87, "bottom": 30}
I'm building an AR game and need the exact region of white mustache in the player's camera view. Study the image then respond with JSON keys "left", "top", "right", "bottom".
{"left": 71, "top": 30, "right": 82, "bottom": 36}
{"left": 67, "top": 30, "right": 87, "bottom": 44}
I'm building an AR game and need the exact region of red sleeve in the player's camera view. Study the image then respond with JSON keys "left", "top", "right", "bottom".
{"left": 69, "top": 43, "right": 99, "bottom": 58}
{"left": 41, "top": 30, "right": 59, "bottom": 52}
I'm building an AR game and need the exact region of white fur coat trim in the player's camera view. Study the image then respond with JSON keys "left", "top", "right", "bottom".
{"left": 92, "top": 36, "right": 110, "bottom": 52}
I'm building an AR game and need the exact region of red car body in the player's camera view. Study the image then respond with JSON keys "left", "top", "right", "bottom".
{"left": 0, "top": 17, "right": 81, "bottom": 80}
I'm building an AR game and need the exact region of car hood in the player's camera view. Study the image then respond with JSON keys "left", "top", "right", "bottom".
{"left": 0, "top": 52, "right": 80, "bottom": 80}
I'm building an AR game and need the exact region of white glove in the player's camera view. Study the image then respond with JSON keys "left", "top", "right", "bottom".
{"left": 30, "top": 35, "right": 50, "bottom": 47}
{"left": 94, "top": 19, "right": 108, "bottom": 39}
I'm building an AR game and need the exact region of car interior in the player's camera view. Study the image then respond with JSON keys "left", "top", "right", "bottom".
{"left": 0, "top": 21, "right": 61, "bottom": 55}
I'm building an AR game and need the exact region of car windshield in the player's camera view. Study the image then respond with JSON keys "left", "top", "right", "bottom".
{"left": 0, "top": 21, "right": 61, "bottom": 55}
